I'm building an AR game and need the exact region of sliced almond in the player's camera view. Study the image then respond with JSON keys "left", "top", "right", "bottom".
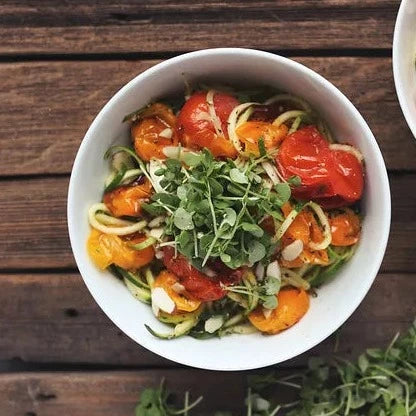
{"left": 151, "top": 287, "right": 175, "bottom": 314}
{"left": 159, "top": 128, "right": 173, "bottom": 139}
{"left": 282, "top": 239, "right": 304, "bottom": 262}
{"left": 171, "top": 282, "right": 186, "bottom": 294}
{"left": 255, "top": 263, "right": 265, "bottom": 280}
{"left": 204, "top": 315, "right": 224, "bottom": 334}
{"left": 266, "top": 260, "right": 281, "bottom": 280}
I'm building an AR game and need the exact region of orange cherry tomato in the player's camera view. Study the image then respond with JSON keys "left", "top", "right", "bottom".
{"left": 153, "top": 270, "right": 201, "bottom": 313}
{"left": 236, "top": 121, "right": 288, "bottom": 156}
{"left": 132, "top": 103, "right": 178, "bottom": 161}
{"left": 103, "top": 179, "right": 152, "bottom": 217}
{"left": 248, "top": 289, "right": 310, "bottom": 334}
{"left": 329, "top": 209, "right": 361, "bottom": 246}
{"left": 87, "top": 230, "right": 154, "bottom": 270}
{"left": 280, "top": 203, "right": 329, "bottom": 267}
{"left": 176, "top": 91, "right": 239, "bottom": 158}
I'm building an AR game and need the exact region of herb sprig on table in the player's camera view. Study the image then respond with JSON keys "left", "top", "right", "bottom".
{"left": 135, "top": 320, "right": 416, "bottom": 415}
{"left": 143, "top": 148, "right": 291, "bottom": 270}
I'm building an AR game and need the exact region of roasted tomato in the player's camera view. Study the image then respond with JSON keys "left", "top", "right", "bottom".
{"left": 329, "top": 208, "right": 361, "bottom": 246}
{"left": 277, "top": 126, "right": 364, "bottom": 208}
{"left": 103, "top": 179, "right": 152, "bottom": 217}
{"left": 87, "top": 230, "right": 154, "bottom": 270}
{"left": 132, "top": 103, "right": 177, "bottom": 161}
{"left": 162, "top": 247, "right": 243, "bottom": 301}
{"left": 153, "top": 270, "right": 201, "bottom": 312}
{"left": 280, "top": 203, "right": 329, "bottom": 268}
{"left": 176, "top": 91, "right": 239, "bottom": 158}
{"left": 248, "top": 288, "right": 310, "bottom": 334}
{"left": 236, "top": 121, "right": 288, "bottom": 156}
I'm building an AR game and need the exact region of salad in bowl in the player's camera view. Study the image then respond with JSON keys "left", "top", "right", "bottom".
{"left": 68, "top": 49, "right": 389, "bottom": 370}
{"left": 86, "top": 87, "right": 364, "bottom": 340}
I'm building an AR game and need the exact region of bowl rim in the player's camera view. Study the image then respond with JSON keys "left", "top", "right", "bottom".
{"left": 68, "top": 48, "right": 391, "bottom": 370}
{"left": 393, "top": 0, "right": 416, "bottom": 140}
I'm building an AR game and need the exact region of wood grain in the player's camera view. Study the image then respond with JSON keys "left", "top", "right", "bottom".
{"left": 0, "top": 1, "right": 398, "bottom": 55}
{"left": 0, "top": 173, "right": 413, "bottom": 272}
{"left": 0, "top": 370, "right": 247, "bottom": 416}
{"left": 1, "top": 57, "right": 416, "bottom": 176}
{"left": 0, "top": 272, "right": 414, "bottom": 367}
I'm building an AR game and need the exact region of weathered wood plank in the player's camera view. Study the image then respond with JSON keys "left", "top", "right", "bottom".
{"left": 0, "top": 370, "right": 246, "bottom": 416}
{"left": 0, "top": 1, "right": 398, "bottom": 55}
{"left": 0, "top": 272, "right": 414, "bottom": 367}
{"left": 1, "top": 57, "right": 415, "bottom": 176}
{"left": 0, "top": 173, "right": 413, "bottom": 271}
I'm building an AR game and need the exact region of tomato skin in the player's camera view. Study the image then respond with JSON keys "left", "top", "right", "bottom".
{"left": 330, "top": 150, "right": 364, "bottom": 203}
{"left": 103, "top": 179, "right": 152, "bottom": 217}
{"left": 236, "top": 121, "right": 288, "bottom": 156}
{"left": 153, "top": 270, "right": 201, "bottom": 312}
{"left": 280, "top": 203, "right": 329, "bottom": 268}
{"left": 176, "top": 91, "right": 239, "bottom": 158}
{"left": 330, "top": 209, "right": 361, "bottom": 246}
{"left": 87, "top": 230, "right": 154, "bottom": 270}
{"left": 248, "top": 289, "right": 310, "bottom": 334}
{"left": 277, "top": 126, "right": 364, "bottom": 207}
{"left": 132, "top": 103, "right": 177, "bottom": 161}
{"left": 277, "top": 126, "right": 335, "bottom": 199}
{"left": 162, "top": 247, "right": 225, "bottom": 301}
{"left": 162, "top": 247, "right": 243, "bottom": 301}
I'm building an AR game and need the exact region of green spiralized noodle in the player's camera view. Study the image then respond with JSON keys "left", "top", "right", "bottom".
{"left": 281, "top": 267, "right": 310, "bottom": 290}
{"left": 288, "top": 116, "right": 302, "bottom": 134}
{"left": 272, "top": 110, "right": 308, "bottom": 128}
{"left": 227, "top": 102, "right": 259, "bottom": 152}
{"left": 263, "top": 93, "right": 312, "bottom": 111}
{"left": 88, "top": 203, "right": 147, "bottom": 235}
{"left": 307, "top": 202, "right": 332, "bottom": 251}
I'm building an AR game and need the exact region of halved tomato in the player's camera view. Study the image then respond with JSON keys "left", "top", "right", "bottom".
{"left": 280, "top": 203, "right": 329, "bottom": 268}
{"left": 87, "top": 230, "right": 154, "bottom": 270}
{"left": 162, "top": 246, "right": 225, "bottom": 301}
{"left": 103, "top": 179, "right": 152, "bottom": 217}
{"left": 132, "top": 103, "right": 177, "bottom": 161}
{"left": 277, "top": 126, "right": 364, "bottom": 208}
{"left": 248, "top": 288, "right": 310, "bottom": 334}
{"left": 330, "top": 208, "right": 361, "bottom": 246}
{"left": 176, "top": 91, "right": 239, "bottom": 158}
{"left": 236, "top": 121, "right": 288, "bottom": 156}
{"left": 153, "top": 270, "right": 201, "bottom": 312}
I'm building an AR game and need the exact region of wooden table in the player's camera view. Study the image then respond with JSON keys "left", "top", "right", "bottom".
{"left": 1, "top": 1, "right": 415, "bottom": 414}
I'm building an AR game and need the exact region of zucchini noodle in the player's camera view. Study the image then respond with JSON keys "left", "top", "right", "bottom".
{"left": 288, "top": 116, "right": 302, "bottom": 134}
{"left": 227, "top": 102, "right": 259, "bottom": 152}
{"left": 261, "top": 161, "right": 280, "bottom": 185}
{"left": 272, "top": 110, "right": 308, "bottom": 128}
{"left": 263, "top": 93, "right": 312, "bottom": 111}
{"left": 307, "top": 202, "right": 332, "bottom": 250}
{"left": 236, "top": 106, "right": 254, "bottom": 127}
{"left": 317, "top": 119, "right": 334, "bottom": 143}
{"left": 329, "top": 143, "right": 364, "bottom": 162}
{"left": 275, "top": 208, "right": 301, "bottom": 241}
{"left": 95, "top": 213, "right": 134, "bottom": 226}
{"left": 206, "top": 90, "right": 224, "bottom": 137}
{"left": 121, "top": 168, "right": 142, "bottom": 183}
{"left": 281, "top": 268, "right": 311, "bottom": 290}
{"left": 88, "top": 203, "right": 147, "bottom": 235}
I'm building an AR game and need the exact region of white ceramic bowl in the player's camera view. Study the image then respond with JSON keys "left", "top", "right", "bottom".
{"left": 393, "top": 0, "right": 416, "bottom": 139}
{"left": 68, "top": 48, "right": 391, "bottom": 371}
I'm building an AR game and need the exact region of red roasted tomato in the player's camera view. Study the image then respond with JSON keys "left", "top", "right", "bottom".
{"left": 162, "top": 247, "right": 243, "bottom": 301}
{"left": 176, "top": 91, "right": 239, "bottom": 158}
{"left": 277, "top": 126, "right": 363, "bottom": 208}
